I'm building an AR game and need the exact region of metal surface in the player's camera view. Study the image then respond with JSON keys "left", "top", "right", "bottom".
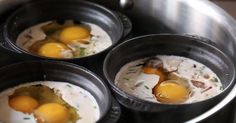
{"left": 0, "top": 0, "right": 235, "bottom": 122}
{"left": 119, "top": 1, "right": 236, "bottom": 121}
{"left": 123, "top": 0, "right": 236, "bottom": 60}
{"left": 119, "top": 0, "right": 134, "bottom": 10}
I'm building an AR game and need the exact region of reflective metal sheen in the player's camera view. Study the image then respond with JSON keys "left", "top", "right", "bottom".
{"left": 119, "top": 0, "right": 134, "bottom": 10}
{"left": 0, "top": 0, "right": 236, "bottom": 122}
{"left": 123, "top": 0, "right": 236, "bottom": 60}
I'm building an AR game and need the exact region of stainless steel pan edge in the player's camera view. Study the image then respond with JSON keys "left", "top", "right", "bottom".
{"left": 0, "top": 0, "right": 236, "bottom": 122}
{"left": 123, "top": 0, "right": 236, "bottom": 60}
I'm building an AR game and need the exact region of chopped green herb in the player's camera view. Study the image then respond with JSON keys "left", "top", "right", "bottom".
{"left": 134, "top": 81, "right": 144, "bottom": 87}
{"left": 220, "top": 86, "right": 223, "bottom": 90}
{"left": 210, "top": 77, "right": 219, "bottom": 82}
{"left": 123, "top": 78, "right": 130, "bottom": 81}
{"left": 198, "top": 66, "right": 206, "bottom": 75}
{"left": 199, "top": 70, "right": 203, "bottom": 75}
{"left": 23, "top": 117, "right": 31, "bottom": 120}
{"left": 93, "top": 106, "right": 97, "bottom": 109}
{"left": 66, "top": 84, "right": 72, "bottom": 88}
{"left": 128, "top": 68, "right": 136, "bottom": 72}
{"left": 144, "top": 85, "right": 149, "bottom": 89}
{"left": 127, "top": 71, "right": 137, "bottom": 74}
{"left": 79, "top": 48, "right": 86, "bottom": 56}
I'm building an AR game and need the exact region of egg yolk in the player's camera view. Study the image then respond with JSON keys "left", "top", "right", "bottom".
{"left": 38, "top": 42, "right": 69, "bottom": 58}
{"left": 9, "top": 95, "right": 39, "bottom": 113}
{"left": 59, "top": 26, "right": 90, "bottom": 44}
{"left": 143, "top": 67, "right": 165, "bottom": 82}
{"left": 153, "top": 80, "right": 189, "bottom": 104}
{"left": 34, "top": 103, "right": 69, "bottom": 123}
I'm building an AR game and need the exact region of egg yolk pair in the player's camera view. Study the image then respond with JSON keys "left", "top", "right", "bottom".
{"left": 9, "top": 96, "right": 70, "bottom": 123}
{"left": 35, "top": 26, "right": 90, "bottom": 58}
{"left": 142, "top": 67, "right": 189, "bottom": 103}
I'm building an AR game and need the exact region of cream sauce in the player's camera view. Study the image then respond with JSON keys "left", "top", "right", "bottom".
{"left": 115, "top": 55, "right": 223, "bottom": 103}
{"left": 0, "top": 81, "right": 100, "bottom": 123}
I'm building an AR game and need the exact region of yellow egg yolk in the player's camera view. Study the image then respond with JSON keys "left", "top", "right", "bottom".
{"left": 38, "top": 42, "right": 70, "bottom": 58}
{"left": 34, "top": 103, "right": 70, "bottom": 123}
{"left": 9, "top": 95, "right": 39, "bottom": 113}
{"left": 153, "top": 80, "right": 189, "bottom": 104}
{"left": 59, "top": 26, "right": 90, "bottom": 44}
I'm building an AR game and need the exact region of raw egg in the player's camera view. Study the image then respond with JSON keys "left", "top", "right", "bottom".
{"left": 59, "top": 26, "right": 91, "bottom": 44}
{"left": 8, "top": 84, "right": 79, "bottom": 123}
{"left": 115, "top": 55, "right": 222, "bottom": 104}
{"left": 38, "top": 42, "right": 72, "bottom": 58}
{"left": 17, "top": 20, "right": 112, "bottom": 58}
{"left": 9, "top": 95, "right": 39, "bottom": 113}
{"left": 34, "top": 103, "right": 69, "bottom": 123}
{"left": 29, "top": 38, "right": 73, "bottom": 59}
{"left": 153, "top": 80, "right": 189, "bottom": 104}
{"left": 0, "top": 82, "right": 100, "bottom": 123}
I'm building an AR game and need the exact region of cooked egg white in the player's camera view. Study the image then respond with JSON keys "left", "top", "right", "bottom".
{"left": 115, "top": 55, "right": 223, "bottom": 104}
{"left": 0, "top": 81, "right": 100, "bottom": 123}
